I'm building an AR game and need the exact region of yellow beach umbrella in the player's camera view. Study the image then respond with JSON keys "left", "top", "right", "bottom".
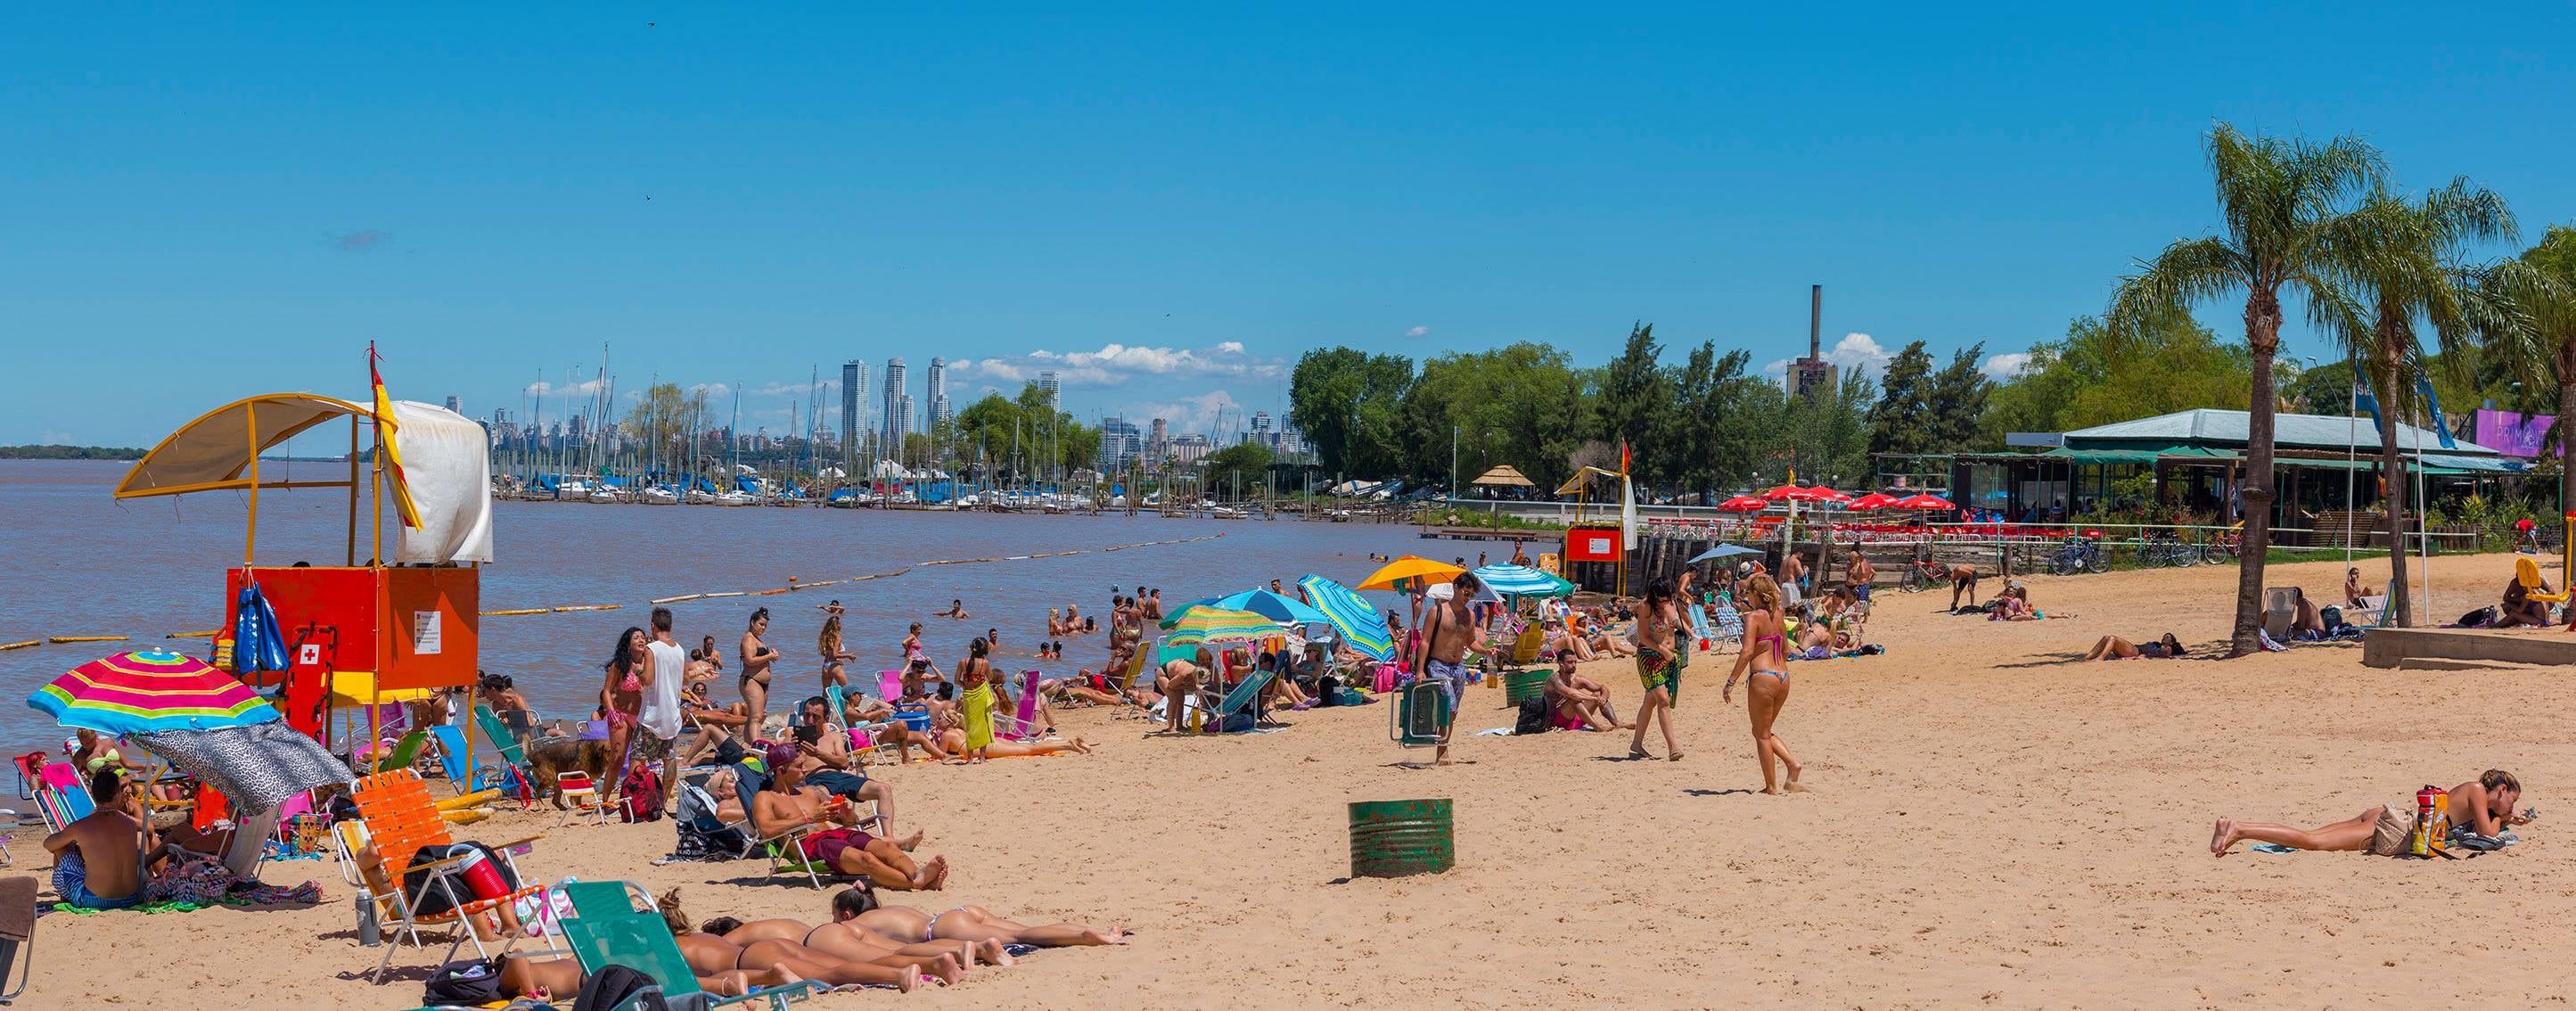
{"left": 1356, "top": 555, "right": 1466, "bottom": 592}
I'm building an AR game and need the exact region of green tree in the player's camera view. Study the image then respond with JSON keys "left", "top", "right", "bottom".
{"left": 2495, "top": 226, "right": 2576, "bottom": 513}
{"left": 2106, "top": 124, "right": 2383, "bottom": 656}
{"left": 1201, "top": 440, "right": 1275, "bottom": 482}
{"left": 1288, "top": 347, "right": 1415, "bottom": 479}
{"left": 1595, "top": 323, "right": 1670, "bottom": 472}
{"left": 623, "top": 382, "right": 710, "bottom": 470}
{"left": 1399, "top": 342, "right": 1593, "bottom": 491}
{"left": 1867, "top": 341, "right": 1937, "bottom": 457}
{"left": 1923, "top": 343, "right": 1993, "bottom": 451}
{"left": 2333, "top": 179, "right": 2518, "bottom": 626}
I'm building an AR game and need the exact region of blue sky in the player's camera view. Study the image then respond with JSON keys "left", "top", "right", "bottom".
{"left": 7, "top": 4, "right": 2574, "bottom": 447}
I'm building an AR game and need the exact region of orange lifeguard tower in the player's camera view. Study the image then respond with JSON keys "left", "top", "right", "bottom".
{"left": 112, "top": 380, "right": 492, "bottom": 751}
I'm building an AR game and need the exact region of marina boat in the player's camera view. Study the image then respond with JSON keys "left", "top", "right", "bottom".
{"left": 641, "top": 485, "right": 680, "bottom": 505}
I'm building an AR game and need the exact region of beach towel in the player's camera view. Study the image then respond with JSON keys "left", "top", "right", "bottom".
{"left": 960, "top": 683, "right": 996, "bottom": 752}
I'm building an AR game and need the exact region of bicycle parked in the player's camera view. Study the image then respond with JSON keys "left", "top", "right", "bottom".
{"left": 2140, "top": 531, "right": 2200, "bottom": 568}
{"left": 2048, "top": 531, "right": 2108, "bottom": 576}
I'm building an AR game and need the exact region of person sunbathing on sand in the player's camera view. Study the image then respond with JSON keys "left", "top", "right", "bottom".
{"left": 496, "top": 950, "right": 810, "bottom": 1002}
{"left": 640, "top": 891, "right": 927, "bottom": 992}
{"left": 752, "top": 744, "right": 948, "bottom": 891}
{"left": 660, "top": 889, "right": 980, "bottom": 985}
{"left": 2084, "top": 633, "right": 2185, "bottom": 660}
{"left": 2211, "top": 769, "right": 2528, "bottom": 856}
{"left": 836, "top": 884, "right": 1128, "bottom": 949}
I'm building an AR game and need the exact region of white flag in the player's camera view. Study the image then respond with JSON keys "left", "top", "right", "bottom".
{"left": 1621, "top": 474, "right": 1641, "bottom": 551}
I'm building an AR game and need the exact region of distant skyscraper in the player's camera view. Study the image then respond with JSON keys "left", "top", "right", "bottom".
{"left": 1097, "top": 416, "right": 1142, "bottom": 469}
{"left": 840, "top": 360, "right": 864, "bottom": 457}
{"left": 927, "top": 358, "right": 951, "bottom": 426}
{"left": 1037, "top": 371, "right": 1061, "bottom": 410}
{"left": 881, "top": 358, "right": 909, "bottom": 448}
{"left": 443, "top": 394, "right": 462, "bottom": 415}
{"left": 1147, "top": 417, "right": 1169, "bottom": 462}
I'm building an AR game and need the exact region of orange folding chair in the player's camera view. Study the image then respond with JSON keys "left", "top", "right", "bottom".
{"left": 348, "top": 769, "right": 549, "bottom": 982}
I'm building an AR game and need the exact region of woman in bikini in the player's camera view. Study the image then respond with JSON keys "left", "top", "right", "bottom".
{"left": 741, "top": 608, "right": 779, "bottom": 736}
{"left": 598, "top": 627, "right": 648, "bottom": 776}
{"left": 817, "top": 613, "right": 855, "bottom": 692}
{"left": 2085, "top": 633, "right": 2186, "bottom": 660}
{"left": 1625, "top": 577, "right": 1685, "bottom": 761}
{"left": 835, "top": 885, "right": 1126, "bottom": 949}
{"left": 1724, "top": 574, "right": 1803, "bottom": 794}
{"left": 646, "top": 890, "right": 932, "bottom": 991}
{"left": 661, "top": 890, "right": 989, "bottom": 982}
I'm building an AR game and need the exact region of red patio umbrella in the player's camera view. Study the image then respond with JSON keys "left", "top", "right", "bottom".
{"left": 1895, "top": 493, "right": 1956, "bottom": 510}
{"left": 1761, "top": 484, "right": 1837, "bottom": 502}
{"left": 1717, "top": 495, "right": 1770, "bottom": 512}
{"left": 1849, "top": 492, "right": 1900, "bottom": 511}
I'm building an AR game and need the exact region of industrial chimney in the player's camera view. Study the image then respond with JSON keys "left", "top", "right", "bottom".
{"left": 1809, "top": 284, "right": 1822, "bottom": 360}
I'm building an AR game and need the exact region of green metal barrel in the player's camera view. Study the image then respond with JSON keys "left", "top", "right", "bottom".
{"left": 1504, "top": 668, "right": 1550, "bottom": 705}
{"left": 1349, "top": 798, "right": 1455, "bottom": 878}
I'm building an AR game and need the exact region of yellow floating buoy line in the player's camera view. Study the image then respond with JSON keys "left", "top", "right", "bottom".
{"left": 167, "top": 629, "right": 218, "bottom": 639}
{"left": 482, "top": 608, "right": 550, "bottom": 617}
{"left": 49, "top": 635, "right": 127, "bottom": 644}
{"left": 550, "top": 604, "right": 620, "bottom": 612}
{"left": 1, "top": 640, "right": 38, "bottom": 652}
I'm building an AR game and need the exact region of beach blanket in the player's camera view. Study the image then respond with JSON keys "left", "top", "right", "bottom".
{"left": 145, "top": 854, "right": 324, "bottom": 907}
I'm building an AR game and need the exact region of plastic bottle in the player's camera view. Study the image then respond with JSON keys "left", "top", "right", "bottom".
{"left": 2427, "top": 787, "right": 2450, "bottom": 856}
{"left": 2412, "top": 786, "right": 2441, "bottom": 857}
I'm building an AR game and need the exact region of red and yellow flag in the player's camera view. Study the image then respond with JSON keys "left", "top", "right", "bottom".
{"left": 370, "top": 343, "right": 424, "bottom": 529}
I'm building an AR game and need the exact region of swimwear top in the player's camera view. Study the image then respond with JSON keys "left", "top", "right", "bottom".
{"left": 84, "top": 747, "right": 121, "bottom": 773}
{"left": 1752, "top": 633, "right": 1787, "bottom": 666}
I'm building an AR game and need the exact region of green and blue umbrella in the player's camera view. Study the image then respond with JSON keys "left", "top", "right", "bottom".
{"left": 1296, "top": 574, "right": 1394, "bottom": 662}
{"left": 1468, "top": 563, "right": 1575, "bottom": 599}
{"left": 1161, "top": 606, "right": 1285, "bottom": 647}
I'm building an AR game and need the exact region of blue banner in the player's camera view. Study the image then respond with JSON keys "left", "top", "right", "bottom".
{"left": 2416, "top": 378, "right": 2457, "bottom": 449}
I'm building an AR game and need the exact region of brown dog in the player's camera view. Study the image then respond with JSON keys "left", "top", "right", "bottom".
{"left": 524, "top": 735, "right": 614, "bottom": 808}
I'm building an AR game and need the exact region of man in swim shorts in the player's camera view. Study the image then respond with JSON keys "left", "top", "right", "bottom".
{"left": 45, "top": 768, "right": 146, "bottom": 909}
{"left": 1410, "top": 571, "right": 1483, "bottom": 765}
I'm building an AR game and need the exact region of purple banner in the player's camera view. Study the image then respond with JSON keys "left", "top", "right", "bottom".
{"left": 2474, "top": 408, "right": 2555, "bottom": 458}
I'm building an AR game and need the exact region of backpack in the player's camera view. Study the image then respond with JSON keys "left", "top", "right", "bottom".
{"left": 1513, "top": 695, "right": 1552, "bottom": 735}
{"left": 2320, "top": 605, "right": 2345, "bottom": 631}
{"left": 1314, "top": 674, "right": 1339, "bottom": 707}
{"left": 575, "top": 963, "right": 666, "bottom": 1011}
{"left": 422, "top": 958, "right": 505, "bottom": 1007}
{"left": 619, "top": 768, "right": 663, "bottom": 823}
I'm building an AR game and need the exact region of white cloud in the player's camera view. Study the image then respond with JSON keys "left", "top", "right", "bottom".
{"left": 1404, "top": 325, "right": 1430, "bottom": 338}
{"left": 1979, "top": 352, "right": 2033, "bottom": 380}
{"left": 1823, "top": 333, "right": 1892, "bottom": 378}
{"left": 1125, "top": 390, "right": 1244, "bottom": 437}
{"left": 949, "top": 342, "right": 1284, "bottom": 389}
{"left": 524, "top": 378, "right": 611, "bottom": 399}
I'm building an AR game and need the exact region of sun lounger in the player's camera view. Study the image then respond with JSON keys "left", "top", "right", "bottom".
{"left": 29, "top": 763, "right": 93, "bottom": 834}
{"left": 429, "top": 724, "right": 534, "bottom": 806}
{"left": 348, "top": 769, "right": 549, "bottom": 982}
{"left": 555, "top": 878, "right": 825, "bottom": 1011}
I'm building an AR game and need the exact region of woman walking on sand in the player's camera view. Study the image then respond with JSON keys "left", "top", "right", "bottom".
{"left": 600, "top": 627, "right": 649, "bottom": 777}
{"left": 1724, "top": 575, "right": 1802, "bottom": 794}
{"left": 1626, "top": 578, "right": 1685, "bottom": 761}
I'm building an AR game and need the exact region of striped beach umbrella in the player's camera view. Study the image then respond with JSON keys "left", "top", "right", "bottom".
{"left": 1162, "top": 607, "right": 1286, "bottom": 647}
{"left": 1469, "top": 563, "right": 1576, "bottom": 599}
{"left": 1163, "top": 589, "right": 1333, "bottom": 629}
{"left": 29, "top": 649, "right": 279, "bottom": 736}
{"left": 1297, "top": 574, "right": 1394, "bottom": 662}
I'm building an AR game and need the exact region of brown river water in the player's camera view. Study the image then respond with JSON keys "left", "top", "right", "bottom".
{"left": 0, "top": 460, "right": 1443, "bottom": 759}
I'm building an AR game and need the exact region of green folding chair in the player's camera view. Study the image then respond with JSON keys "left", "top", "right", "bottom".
{"left": 1391, "top": 678, "right": 1453, "bottom": 749}
{"left": 558, "top": 880, "right": 824, "bottom": 1011}
{"left": 373, "top": 728, "right": 428, "bottom": 774}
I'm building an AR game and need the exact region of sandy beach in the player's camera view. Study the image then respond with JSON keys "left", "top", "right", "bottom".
{"left": 27, "top": 552, "right": 2576, "bottom": 1009}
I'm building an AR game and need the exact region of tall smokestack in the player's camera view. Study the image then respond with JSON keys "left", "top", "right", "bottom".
{"left": 1809, "top": 284, "right": 1822, "bottom": 359}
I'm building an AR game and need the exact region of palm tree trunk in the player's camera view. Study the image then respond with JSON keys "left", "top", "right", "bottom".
{"left": 2233, "top": 299, "right": 2284, "bottom": 657}
{"left": 2375, "top": 387, "right": 2413, "bottom": 627}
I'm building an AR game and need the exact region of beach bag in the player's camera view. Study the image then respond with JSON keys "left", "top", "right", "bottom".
{"left": 575, "top": 963, "right": 666, "bottom": 1011}
{"left": 1333, "top": 686, "right": 1372, "bottom": 706}
{"left": 1315, "top": 674, "right": 1339, "bottom": 707}
{"left": 2320, "top": 605, "right": 2345, "bottom": 631}
{"left": 1513, "top": 696, "right": 1551, "bottom": 736}
{"left": 619, "top": 768, "right": 663, "bottom": 823}
{"left": 422, "top": 958, "right": 506, "bottom": 1007}
{"left": 404, "top": 842, "right": 517, "bottom": 918}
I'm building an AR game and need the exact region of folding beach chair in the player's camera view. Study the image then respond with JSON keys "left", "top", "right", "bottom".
{"left": 2262, "top": 588, "right": 2303, "bottom": 639}
{"left": 0, "top": 875, "right": 31, "bottom": 1004}
{"left": 730, "top": 763, "right": 886, "bottom": 888}
{"left": 672, "top": 776, "right": 760, "bottom": 861}
{"left": 429, "top": 725, "right": 536, "bottom": 809}
{"left": 373, "top": 728, "right": 428, "bottom": 775}
{"left": 995, "top": 670, "right": 1046, "bottom": 741}
{"left": 554, "top": 879, "right": 824, "bottom": 1011}
{"left": 347, "top": 769, "right": 550, "bottom": 982}
{"left": 1390, "top": 678, "right": 1453, "bottom": 749}
{"left": 27, "top": 764, "right": 93, "bottom": 834}
{"left": 554, "top": 770, "right": 610, "bottom": 826}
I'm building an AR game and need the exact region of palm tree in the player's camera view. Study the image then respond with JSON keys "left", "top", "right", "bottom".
{"left": 2497, "top": 226, "right": 2576, "bottom": 513}
{"left": 2108, "top": 124, "right": 2383, "bottom": 656}
{"left": 2328, "top": 180, "right": 2516, "bottom": 626}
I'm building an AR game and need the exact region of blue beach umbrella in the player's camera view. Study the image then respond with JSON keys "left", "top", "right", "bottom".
{"left": 1161, "top": 589, "right": 1333, "bottom": 629}
{"left": 1296, "top": 575, "right": 1394, "bottom": 662}
{"left": 1686, "top": 544, "right": 1762, "bottom": 563}
{"left": 1468, "top": 563, "right": 1575, "bottom": 599}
